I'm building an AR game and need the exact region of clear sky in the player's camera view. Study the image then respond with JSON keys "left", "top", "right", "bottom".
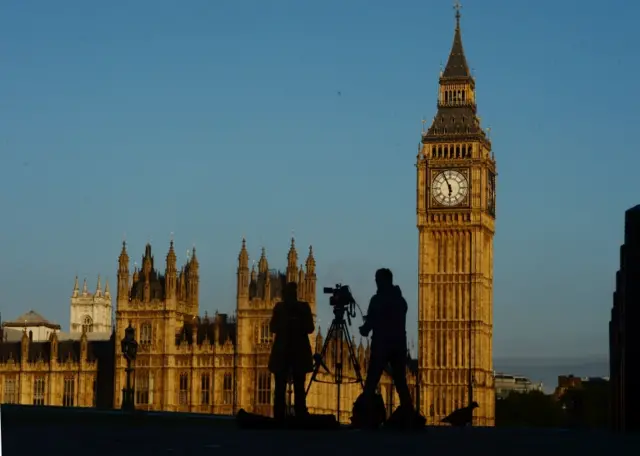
{"left": 0, "top": 0, "right": 636, "bottom": 360}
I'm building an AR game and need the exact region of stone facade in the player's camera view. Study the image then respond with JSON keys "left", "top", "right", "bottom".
{"left": 0, "top": 328, "right": 114, "bottom": 408}
{"left": 114, "top": 239, "right": 417, "bottom": 422}
{"left": 70, "top": 276, "right": 113, "bottom": 336}
{"left": 416, "top": 8, "right": 496, "bottom": 426}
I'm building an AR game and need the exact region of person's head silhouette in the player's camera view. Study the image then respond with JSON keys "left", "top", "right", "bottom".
{"left": 375, "top": 268, "right": 393, "bottom": 291}
{"left": 283, "top": 281, "right": 298, "bottom": 302}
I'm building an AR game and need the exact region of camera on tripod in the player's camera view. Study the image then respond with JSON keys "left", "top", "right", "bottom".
{"left": 323, "top": 284, "right": 355, "bottom": 308}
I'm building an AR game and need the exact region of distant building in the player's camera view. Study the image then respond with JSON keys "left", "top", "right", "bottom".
{"left": 2, "top": 310, "right": 61, "bottom": 342}
{"left": 554, "top": 374, "right": 610, "bottom": 400}
{"left": 0, "top": 326, "right": 114, "bottom": 408}
{"left": 494, "top": 373, "right": 543, "bottom": 399}
{"left": 69, "top": 276, "right": 112, "bottom": 339}
{"left": 610, "top": 205, "right": 640, "bottom": 432}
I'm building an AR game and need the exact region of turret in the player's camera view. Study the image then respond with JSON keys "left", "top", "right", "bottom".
{"left": 286, "top": 237, "right": 298, "bottom": 283}
{"left": 72, "top": 276, "right": 79, "bottom": 298}
{"left": 142, "top": 243, "right": 152, "bottom": 302}
{"left": 188, "top": 246, "right": 199, "bottom": 308}
{"left": 237, "top": 238, "right": 249, "bottom": 305}
{"left": 305, "top": 245, "right": 317, "bottom": 304}
{"left": 165, "top": 240, "right": 177, "bottom": 299}
{"left": 95, "top": 275, "right": 103, "bottom": 298}
{"left": 258, "top": 247, "right": 268, "bottom": 273}
{"left": 82, "top": 278, "right": 88, "bottom": 297}
{"left": 117, "top": 241, "right": 129, "bottom": 301}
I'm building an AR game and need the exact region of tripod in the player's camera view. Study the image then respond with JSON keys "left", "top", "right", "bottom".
{"left": 306, "top": 304, "right": 364, "bottom": 421}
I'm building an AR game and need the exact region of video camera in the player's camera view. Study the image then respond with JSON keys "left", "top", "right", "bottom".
{"left": 323, "top": 284, "right": 356, "bottom": 308}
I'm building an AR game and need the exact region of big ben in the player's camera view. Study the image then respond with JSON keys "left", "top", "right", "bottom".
{"left": 416, "top": 4, "right": 496, "bottom": 426}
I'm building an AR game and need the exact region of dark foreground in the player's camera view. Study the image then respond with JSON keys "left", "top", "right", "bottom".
{"left": 2, "top": 405, "right": 640, "bottom": 455}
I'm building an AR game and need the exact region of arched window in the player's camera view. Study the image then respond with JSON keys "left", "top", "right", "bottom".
{"left": 82, "top": 315, "right": 93, "bottom": 333}
{"left": 140, "top": 322, "right": 152, "bottom": 345}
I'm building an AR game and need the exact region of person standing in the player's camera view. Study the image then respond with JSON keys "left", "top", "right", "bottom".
{"left": 359, "top": 268, "right": 414, "bottom": 412}
{"left": 269, "top": 281, "right": 315, "bottom": 421}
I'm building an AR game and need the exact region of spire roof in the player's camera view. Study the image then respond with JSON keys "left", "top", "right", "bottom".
{"left": 442, "top": 5, "right": 471, "bottom": 79}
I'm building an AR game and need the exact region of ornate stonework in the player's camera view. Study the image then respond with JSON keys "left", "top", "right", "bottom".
{"left": 416, "top": 8, "right": 496, "bottom": 426}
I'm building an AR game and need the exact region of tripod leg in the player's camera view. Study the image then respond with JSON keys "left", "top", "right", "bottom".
{"left": 341, "top": 322, "right": 365, "bottom": 388}
{"left": 305, "top": 321, "right": 337, "bottom": 396}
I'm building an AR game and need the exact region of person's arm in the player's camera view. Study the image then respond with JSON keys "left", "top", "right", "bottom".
{"left": 270, "top": 302, "right": 282, "bottom": 334}
{"left": 359, "top": 296, "right": 378, "bottom": 336}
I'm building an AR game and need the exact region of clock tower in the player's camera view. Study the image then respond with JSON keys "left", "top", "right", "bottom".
{"left": 416, "top": 5, "right": 496, "bottom": 426}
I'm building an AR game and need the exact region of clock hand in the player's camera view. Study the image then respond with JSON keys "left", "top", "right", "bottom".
{"left": 443, "top": 174, "right": 452, "bottom": 196}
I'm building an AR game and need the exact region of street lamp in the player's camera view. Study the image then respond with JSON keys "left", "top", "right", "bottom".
{"left": 121, "top": 323, "right": 138, "bottom": 411}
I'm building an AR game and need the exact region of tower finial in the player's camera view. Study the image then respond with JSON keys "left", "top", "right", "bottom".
{"left": 454, "top": 0, "right": 462, "bottom": 25}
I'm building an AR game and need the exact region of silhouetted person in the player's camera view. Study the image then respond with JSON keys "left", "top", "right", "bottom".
{"left": 269, "top": 281, "right": 314, "bottom": 421}
{"left": 359, "top": 268, "right": 414, "bottom": 414}
{"left": 442, "top": 401, "right": 479, "bottom": 427}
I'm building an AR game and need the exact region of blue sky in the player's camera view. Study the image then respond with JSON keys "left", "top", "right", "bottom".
{"left": 0, "top": 0, "right": 636, "bottom": 359}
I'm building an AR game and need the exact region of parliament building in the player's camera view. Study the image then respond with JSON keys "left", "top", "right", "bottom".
{"left": 114, "top": 239, "right": 415, "bottom": 422}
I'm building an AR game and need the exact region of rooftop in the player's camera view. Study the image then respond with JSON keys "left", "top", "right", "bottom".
{"left": 2, "top": 310, "right": 61, "bottom": 329}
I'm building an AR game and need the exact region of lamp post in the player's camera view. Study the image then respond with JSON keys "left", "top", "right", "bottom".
{"left": 121, "top": 323, "right": 138, "bottom": 411}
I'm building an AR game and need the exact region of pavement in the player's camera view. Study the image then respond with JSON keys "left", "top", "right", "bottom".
{"left": 2, "top": 405, "right": 640, "bottom": 455}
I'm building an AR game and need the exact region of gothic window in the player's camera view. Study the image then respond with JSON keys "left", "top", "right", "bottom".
{"left": 201, "top": 373, "right": 211, "bottom": 405}
{"left": 259, "top": 322, "right": 271, "bottom": 345}
{"left": 257, "top": 371, "right": 271, "bottom": 405}
{"left": 33, "top": 377, "right": 45, "bottom": 406}
{"left": 179, "top": 372, "right": 189, "bottom": 406}
{"left": 63, "top": 376, "right": 75, "bottom": 407}
{"left": 140, "top": 322, "right": 152, "bottom": 346}
{"left": 82, "top": 315, "right": 93, "bottom": 333}
{"left": 223, "top": 373, "right": 233, "bottom": 405}
{"left": 3, "top": 377, "right": 17, "bottom": 404}
{"left": 135, "top": 370, "right": 150, "bottom": 405}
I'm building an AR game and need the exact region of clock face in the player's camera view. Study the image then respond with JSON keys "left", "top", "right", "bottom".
{"left": 431, "top": 169, "right": 469, "bottom": 207}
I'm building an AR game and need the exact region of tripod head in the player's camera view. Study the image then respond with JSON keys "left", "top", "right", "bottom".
{"left": 323, "top": 284, "right": 357, "bottom": 325}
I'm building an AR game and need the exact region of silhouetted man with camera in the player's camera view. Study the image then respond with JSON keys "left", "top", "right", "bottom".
{"left": 269, "top": 281, "right": 315, "bottom": 422}
{"left": 359, "top": 268, "right": 414, "bottom": 413}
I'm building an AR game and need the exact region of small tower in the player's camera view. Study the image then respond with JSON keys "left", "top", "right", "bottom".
{"left": 305, "top": 246, "right": 317, "bottom": 317}
{"left": 286, "top": 237, "right": 298, "bottom": 283}
{"left": 237, "top": 238, "right": 250, "bottom": 309}
{"left": 188, "top": 246, "right": 200, "bottom": 310}
{"left": 165, "top": 239, "right": 178, "bottom": 301}
{"left": 117, "top": 242, "right": 130, "bottom": 301}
